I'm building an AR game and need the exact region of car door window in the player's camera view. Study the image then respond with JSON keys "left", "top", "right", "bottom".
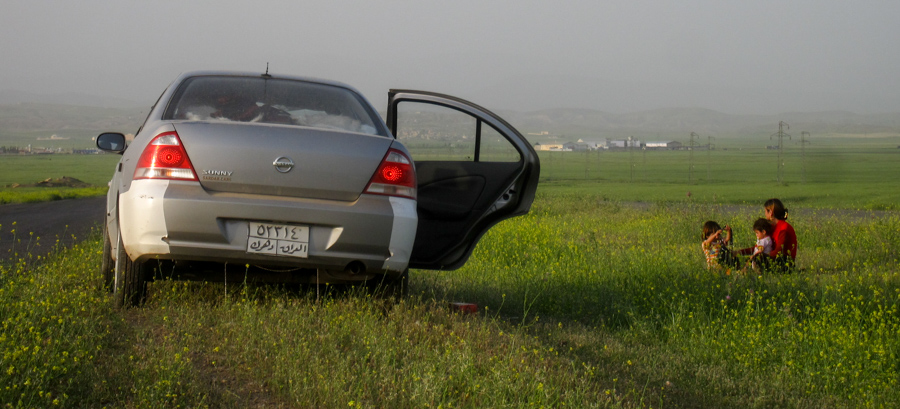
{"left": 395, "top": 102, "right": 520, "bottom": 162}
{"left": 479, "top": 122, "right": 521, "bottom": 162}
{"left": 388, "top": 90, "right": 540, "bottom": 270}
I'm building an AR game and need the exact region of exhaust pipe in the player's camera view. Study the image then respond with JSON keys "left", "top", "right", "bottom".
{"left": 345, "top": 261, "right": 366, "bottom": 275}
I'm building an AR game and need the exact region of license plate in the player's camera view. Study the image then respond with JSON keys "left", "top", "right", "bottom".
{"left": 247, "top": 222, "right": 309, "bottom": 258}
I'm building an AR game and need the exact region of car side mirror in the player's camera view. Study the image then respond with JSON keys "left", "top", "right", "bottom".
{"left": 96, "top": 132, "right": 127, "bottom": 153}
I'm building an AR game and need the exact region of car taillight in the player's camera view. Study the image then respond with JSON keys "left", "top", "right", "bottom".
{"left": 365, "top": 149, "right": 416, "bottom": 199}
{"left": 133, "top": 131, "right": 198, "bottom": 181}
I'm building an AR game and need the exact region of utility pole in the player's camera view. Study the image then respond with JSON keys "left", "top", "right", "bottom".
{"left": 800, "top": 131, "right": 810, "bottom": 184}
{"left": 642, "top": 146, "right": 647, "bottom": 181}
{"left": 771, "top": 121, "right": 790, "bottom": 183}
{"left": 689, "top": 132, "right": 698, "bottom": 184}
{"left": 707, "top": 135, "right": 715, "bottom": 182}
{"left": 584, "top": 148, "right": 589, "bottom": 180}
{"left": 597, "top": 145, "right": 602, "bottom": 176}
{"left": 628, "top": 136, "right": 635, "bottom": 182}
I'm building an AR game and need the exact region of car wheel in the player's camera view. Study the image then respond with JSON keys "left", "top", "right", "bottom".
{"left": 113, "top": 224, "right": 148, "bottom": 308}
{"left": 366, "top": 268, "right": 409, "bottom": 299}
{"left": 100, "top": 222, "right": 115, "bottom": 292}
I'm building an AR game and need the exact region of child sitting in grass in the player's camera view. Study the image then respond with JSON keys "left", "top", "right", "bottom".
{"left": 747, "top": 217, "right": 774, "bottom": 271}
{"left": 701, "top": 221, "right": 739, "bottom": 270}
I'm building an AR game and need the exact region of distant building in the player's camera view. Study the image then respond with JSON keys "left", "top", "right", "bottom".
{"left": 607, "top": 139, "right": 641, "bottom": 149}
{"left": 577, "top": 139, "right": 605, "bottom": 150}
{"left": 534, "top": 143, "right": 565, "bottom": 151}
{"left": 645, "top": 141, "right": 682, "bottom": 150}
{"left": 563, "top": 141, "right": 591, "bottom": 151}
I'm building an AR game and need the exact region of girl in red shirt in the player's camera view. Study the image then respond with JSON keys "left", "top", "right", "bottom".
{"left": 765, "top": 198, "right": 797, "bottom": 272}
{"left": 737, "top": 198, "right": 797, "bottom": 272}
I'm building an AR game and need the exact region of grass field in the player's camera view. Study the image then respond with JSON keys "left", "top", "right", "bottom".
{"left": 1, "top": 135, "right": 899, "bottom": 407}
{"left": 2, "top": 132, "right": 899, "bottom": 208}
{"left": 1, "top": 190, "right": 897, "bottom": 407}
{"left": 534, "top": 139, "right": 899, "bottom": 210}
{"left": 0, "top": 154, "right": 119, "bottom": 204}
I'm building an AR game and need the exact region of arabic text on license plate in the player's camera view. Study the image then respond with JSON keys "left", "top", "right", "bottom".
{"left": 247, "top": 222, "right": 309, "bottom": 258}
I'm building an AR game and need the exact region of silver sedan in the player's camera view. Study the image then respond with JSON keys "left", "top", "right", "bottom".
{"left": 97, "top": 71, "right": 539, "bottom": 306}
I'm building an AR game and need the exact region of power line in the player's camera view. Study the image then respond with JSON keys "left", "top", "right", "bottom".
{"left": 800, "top": 131, "right": 811, "bottom": 184}
{"left": 771, "top": 121, "right": 791, "bottom": 183}
{"left": 629, "top": 136, "right": 635, "bottom": 182}
{"left": 584, "top": 149, "right": 589, "bottom": 180}
{"left": 689, "top": 132, "right": 698, "bottom": 184}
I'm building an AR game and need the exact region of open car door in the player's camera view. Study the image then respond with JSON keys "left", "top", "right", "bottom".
{"left": 386, "top": 90, "right": 540, "bottom": 270}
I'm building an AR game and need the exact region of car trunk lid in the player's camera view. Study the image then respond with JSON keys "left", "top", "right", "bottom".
{"left": 174, "top": 122, "right": 392, "bottom": 201}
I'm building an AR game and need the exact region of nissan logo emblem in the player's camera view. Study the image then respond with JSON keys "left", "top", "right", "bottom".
{"left": 273, "top": 157, "right": 294, "bottom": 173}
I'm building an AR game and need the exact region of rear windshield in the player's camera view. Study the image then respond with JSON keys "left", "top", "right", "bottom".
{"left": 163, "top": 76, "right": 386, "bottom": 136}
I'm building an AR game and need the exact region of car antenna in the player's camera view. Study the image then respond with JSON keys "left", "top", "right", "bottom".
{"left": 262, "top": 62, "right": 271, "bottom": 78}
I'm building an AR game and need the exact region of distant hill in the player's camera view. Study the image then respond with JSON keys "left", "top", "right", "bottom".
{"left": 0, "top": 102, "right": 146, "bottom": 148}
{"left": 0, "top": 103, "right": 146, "bottom": 133}
{"left": 2, "top": 98, "right": 898, "bottom": 148}
{"left": 0, "top": 89, "right": 147, "bottom": 109}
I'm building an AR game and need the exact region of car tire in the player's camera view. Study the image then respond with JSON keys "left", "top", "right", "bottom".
{"left": 113, "top": 224, "right": 148, "bottom": 308}
{"left": 367, "top": 268, "right": 409, "bottom": 299}
{"left": 100, "top": 222, "right": 115, "bottom": 292}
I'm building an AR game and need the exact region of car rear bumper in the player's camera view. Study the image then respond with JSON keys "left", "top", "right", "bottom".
{"left": 119, "top": 180, "right": 417, "bottom": 274}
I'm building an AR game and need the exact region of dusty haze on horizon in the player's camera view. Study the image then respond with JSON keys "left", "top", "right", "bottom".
{"left": 1, "top": 0, "right": 898, "bottom": 115}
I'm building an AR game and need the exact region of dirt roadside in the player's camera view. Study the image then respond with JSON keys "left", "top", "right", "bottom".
{"left": 0, "top": 196, "right": 105, "bottom": 261}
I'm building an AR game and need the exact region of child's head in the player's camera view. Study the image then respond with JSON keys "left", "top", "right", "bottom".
{"left": 752, "top": 217, "right": 774, "bottom": 239}
{"left": 702, "top": 221, "right": 722, "bottom": 239}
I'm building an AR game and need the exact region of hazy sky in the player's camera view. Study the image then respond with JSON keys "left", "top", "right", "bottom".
{"left": 2, "top": 0, "right": 898, "bottom": 114}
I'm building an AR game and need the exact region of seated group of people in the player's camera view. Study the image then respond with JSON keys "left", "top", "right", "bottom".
{"left": 702, "top": 198, "right": 798, "bottom": 273}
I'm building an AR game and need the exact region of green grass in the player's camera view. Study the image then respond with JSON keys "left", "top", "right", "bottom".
{"left": 2, "top": 189, "right": 898, "bottom": 407}
{"left": 3, "top": 132, "right": 899, "bottom": 209}
{"left": 0, "top": 187, "right": 108, "bottom": 205}
{"left": 2, "top": 133, "right": 898, "bottom": 406}
{"left": 533, "top": 146, "right": 900, "bottom": 210}
{"left": 0, "top": 154, "right": 118, "bottom": 204}
{"left": 0, "top": 154, "right": 120, "bottom": 187}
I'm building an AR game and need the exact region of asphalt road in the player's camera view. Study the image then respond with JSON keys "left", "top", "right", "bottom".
{"left": 0, "top": 196, "right": 106, "bottom": 261}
